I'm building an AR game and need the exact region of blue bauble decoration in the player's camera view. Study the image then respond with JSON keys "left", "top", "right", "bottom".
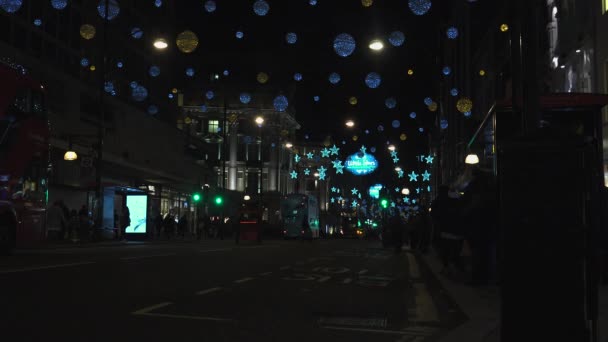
{"left": 132, "top": 85, "right": 148, "bottom": 102}
{"left": 442, "top": 66, "right": 451, "bottom": 75}
{"left": 97, "top": 0, "right": 120, "bottom": 20}
{"left": 408, "top": 0, "right": 431, "bottom": 15}
{"left": 253, "top": 0, "right": 269, "bottom": 16}
{"left": 205, "top": 90, "right": 215, "bottom": 100}
{"left": 130, "top": 81, "right": 138, "bottom": 89}
{"left": 149, "top": 66, "right": 160, "bottom": 77}
{"left": 365, "top": 129, "right": 370, "bottom": 134}
{"left": 1, "top": 0, "right": 22, "bottom": 13}
{"left": 370, "top": 147, "right": 376, "bottom": 153}
{"left": 409, "top": 112, "right": 417, "bottom": 119}
{"left": 447, "top": 26, "right": 459, "bottom": 39}
{"left": 333, "top": 33, "right": 356, "bottom": 57}
{"left": 273, "top": 95, "right": 289, "bottom": 112}
{"left": 51, "top": 0, "right": 68, "bottom": 10}
{"left": 309, "top": 0, "right": 317, "bottom": 5}
{"left": 185, "top": 67, "right": 195, "bottom": 77}
{"left": 147, "top": 105, "right": 158, "bottom": 115}
{"left": 286, "top": 32, "right": 297, "bottom": 44}
{"left": 223, "top": 70, "right": 229, "bottom": 76}
{"left": 388, "top": 31, "right": 405, "bottom": 47}
{"left": 424, "top": 97, "right": 433, "bottom": 106}
{"left": 33, "top": 19, "right": 42, "bottom": 26}
{"left": 236, "top": 31, "right": 244, "bottom": 39}
{"left": 418, "top": 127, "right": 424, "bottom": 133}
{"left": 131, "top": 27, "right": 143, "bottom": 39}
{"left": 385, "top": 97, "right": 397, "bottom": 109}
{"left": 329, "top": 72, "right": 341, "bottom": 84}
{"left": 392, "top": 120, "right": 400, "bottom": 128}
{"left": 440, "top": 119, "right": 449, "bottom": 130}
{"left": 464, "top": 111, "right": 472, "bottom": 117}
{"left": 450, "top": 88, "right": 459, "bottom": 97}
{"left": 104, "top": 81, "right": 114, "bottom": 93}
{"left": 294, "top": 73, "right": 303, "bottom": 81}
{"left": 204, "top": 0, "right": 216, "bottom": 12}
{"left": 168, "top": 93, "right": 174, "bottom": 99}
{"left": 80, "top": 58, "right": 89, "bottom": 67}
{"left": 201, "top": 105, "right": 208, "bottom": 112}
{"left": 154, "top": 0, "right": 162, "bottom": 8}
{"left": 377, "top": 125, "right": 384, "bottom": 132}
{"left": 240, "top": 93, "right": 252, "bottom": 104}
{"left": 313, "top": 96, "right": 320, "bottom": 102}
{"left": 365, "top": 72, "right": 381, "bottom": 88}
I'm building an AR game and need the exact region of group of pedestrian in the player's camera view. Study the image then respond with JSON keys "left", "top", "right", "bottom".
{"left": 153, "top": 211, "right": 192, "bottom": 240}
{"left": 46, "top": 200, "right": 90, "bottom": 242}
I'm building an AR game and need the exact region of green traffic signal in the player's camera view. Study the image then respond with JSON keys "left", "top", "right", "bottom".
{"left": 214, "top": 195, "right": 223, "bottom": 205}
{"left": 380, "top": 198, "right": 388, "bottom": 209}
{"left": 193, "top": 193, "right": 201, "bottom": 202}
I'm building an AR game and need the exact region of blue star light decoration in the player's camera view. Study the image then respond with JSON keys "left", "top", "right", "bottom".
{"left": 422, "top": 170, "right": 431, "bottom": 182}
{"left": 391, "top": 201, "right": 396, "bottom": 208}
{"left": 395, "top": 187, "right": 400, "bottom": 193}
{"left": 306, "top": 152, "right": 314, "bottom": 159}
{"left": 332, "top": 159, "right": 343, "bottom": 169}
{"left": 290, "top": 170, "right": 298, "bottom": 179}
{"left": 351, "top": 188, "right": 359, "bottom": 195}
{"left": 304, "top": 168, "right": 311, "bottom": 176}
{"left": 404, "top": 197, "right": 411, "bottom": 204}
{"left": 330, "top": 197, "right": 335, "bottom": 204}
{"left": 338, "top": 196, "right": 344, "bottom": 202}
{"left": 427, "top": 185, "right": 432, "bottom": 192}
{"left": 392, "top": 156, "right": 400, "bottom": 164}
{"left": 294, "top": 154, "right": 301, "bottom": 163}
{"left": 333, "top": 33, "right": 356, "bottom": 57}
{"left": 317, "top": 166, "right": 327, "bottom": 178}
{"left": 416, "top": 188, "right": 421, "bottom": 194}
{"left": 352, "top": 200, "right": 358, "bottom": 208}
{"left": 365, "top": 72, "right": 382, "bottom": 89}
{"left": 425, "top": 155, "right": 434, "bottom": 164}
{"left": 330, "top": 144, "right": 340, "bottom": 156}
{"left": 408, "top": 171, "right": 419, "bottom": 182}
{"left": 331, "top": 187, "right": 337, "bottom": 193}
{"left": 321, "top": 148, "right": 331, "bottom": 158}
{"left": 408, "top": 0, "right": 431, "bottom": 16}
{"left": 360, "top": 145, "right": 367, "bottom": 154}
{"left": 358, "top": 193, "right": 362, "bottom": 199}
{"left": 398, "top": 170, "right": 405, "bottom": 178}
{"left": 390, "top": 150, "right": 398, "bottom": 158}
{"left": 335, "top": 163, "right": 345, "bottom": 174}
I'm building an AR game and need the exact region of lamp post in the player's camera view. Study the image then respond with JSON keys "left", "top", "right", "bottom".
{"left": 255, "top": 116, "right": 264, "bottom": 221}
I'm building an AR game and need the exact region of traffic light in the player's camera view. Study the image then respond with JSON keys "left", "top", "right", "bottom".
{"left": 380, "top": 198, "right": 389, "bottom": 209}
{"left": 193, "top": 193, "right": 201, "bottom": 202}
{"left": 214, "top": 195, "right": 223, "bottom": 206}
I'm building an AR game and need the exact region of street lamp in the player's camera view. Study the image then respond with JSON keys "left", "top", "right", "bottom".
{"left": 64, "top": 150, "right": 77, "bottom": 161}
{"left": 388, "top": 145, "right": 396, "bottom": 151}
{"left": 401, "top": 188, "right": 410, "bottom": 195}
{"left": 153, "top": 38, "right": 168, "bottom": 49}
{"left": 255, "top": 116, "right": 265, "bottom": 126}
{"left": 394, "top": 167, "right": 402, "bottom": 172}
{"left": 345, "top": 120, "right": 355, "bottom": 128}
{"left": 244, "top": 195, "right": 251, "bottom": 201}
{"left": 465, "top": 153, "right": 480, "bottom": 165}
{"left": 285, "top": 142, "right": 293, "bottom": 149}
{"left": 369, "top": 39, "right": 384, "bottom": 51}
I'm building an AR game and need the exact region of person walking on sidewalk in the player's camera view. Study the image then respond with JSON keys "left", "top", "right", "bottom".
{"left": 154, "top": 212, "right": 163, "bottom": 239}
{"left": 389, "top": 210, "right": 404, "bottom": 254}
{"left": 431, "top": 185, "right": 463, "bottom": 275}
{"left": 177, "top": 213, "right": 188, "bottom": 239}
{"left": 120, "top": 206, "right": 130, "bottom": 241}
{"left": 163, "top": 212, "right": 176, "bottom": 240}
{"left": 46, "top": 200, "right": 66, "bottom": 241}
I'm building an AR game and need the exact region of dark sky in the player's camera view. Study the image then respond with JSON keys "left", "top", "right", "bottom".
{"left": 172, "top": 0, "right": 448, "bottom": 159}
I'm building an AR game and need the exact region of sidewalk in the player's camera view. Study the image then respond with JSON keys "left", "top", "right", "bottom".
{"left": 18, "top": 235, "right": 204, "bottom": 250}
{"left": 422, "top": 249, "right": 608, "bottom": 342}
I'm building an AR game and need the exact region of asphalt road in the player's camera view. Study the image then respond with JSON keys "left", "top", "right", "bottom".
{"left": 0, "top": 239, "right": 466, "bottom": 342}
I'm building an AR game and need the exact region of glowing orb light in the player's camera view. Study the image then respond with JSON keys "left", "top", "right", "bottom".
{"left": 329, "top": 72, "right": 341, "bottom": 84}
{"left": 89, "top": 65, "right": 96, "bottom": 71}
{"left": 377, "top": 125, "right": 384, "bottom": 132}
{"left": 130, "top": 27, "right": 143, "bottom": 39}
{"left": 333, "top": 33, "right": 356, "bottom": 57}
{"left": 457, "top": 97, "right": 473, "bottom": 113}
{"left": 205, "top": 90, "right": 214, "bottom": 100}
{"left": 132, "top": 85, "right": 148, "bottom": 102}
{"left": 185, "top": 68, "right": 195, "bottom": 77}
{"left": 130, "top": 81, "right": 138, "bottom": 89}
{"left": 447, "top": 27, "right": 459, "bottom": 39}
{"left": 240, "top": 93, "right": 252, "bottom": 104}
{"left": 419, "top": 127, "right": 424, "bottom": 132}
{"left": 309, "top": 0, "right": 317, "bottom": 5}
{"left": 149, "top": 66, "right": 160, "bottom": 77}
{"left": 204, "top": 0, "right": 216, "bottom": 12}
{"left": 286, "top": 32, "right": 297, "bottom": 44}
{"left": 313, "top": 96, "right": 320, "bottom": 102}
{"left": 500, "top": 24, "right": 509, "bottom": 32}
{"left": 365, "top": 72, "right": 381, "bottom": 88}
{"left": 176, "top": 30, "right": 198, "bottom": 53}
{"left": 408, "top": 0, "right": 431, "bottom": 15}
{"left": 1, "top": 0, "right": 22, "bottom": 13}
{"left": 400, "top": 133, "right": 407, "bottom": 141}
{"left": 408, "top": 69, "right": 414, "bottom": 75}
{"left": 349, "top": 97, "right": 358, "bottom": 105}
{"left": 428, "top": 102, "right": 438, "bottom": 112}
{"left": 442, "top": 66, "right": 451, "bottom": 75}
{"left": 361, "top": 0, "right": 373, "bottom": 7}
{"left": 388, "top": 31, "right": 405, "bottom": 47}
{"left": 80, "top": 24, "right": 96, "bottom": 40}
{"left": 236, "top": 31, "right": 244, "bottom": 39}
{"left": 97, "top": 0, "right": 120, "bottom": 20}
{"left": 253, "top": 0, "right": 269, "bottom": 16}
{"left": 392, "top": 120, "right": 400, "bottom": 128}
{"left": 154, "top": 0, "right": 162, "bottom": 7}
{"left": 294, "top": 73, "right": 303, "bottom": 81}
{"left": 274, "top": 95, "right": 289, "bottom": 112}
{"left": 464, "top": 111, "right": 472, "bottom": 117}
{"left": 409, "top": 112, "right": 417, "bottom": 119}
{"left": 353, "top": 135, "right": 358, "bottom": 141}
{"left": 450, "top": 88, "right": 459, "bottom": 96}
{"left": 257, "top": 72, "right": 269, "bottom": 84}
{"left": 34, "top": 19, "right": 42, "bottom": 26}
{"left": 479, "top": 69, "right": 486, "bottom": 76}
{"left": 385, "top": 97, "right": 397, "bottom": 109}
{"left": 51, "top": 0, "right": 68, "bottom": 10}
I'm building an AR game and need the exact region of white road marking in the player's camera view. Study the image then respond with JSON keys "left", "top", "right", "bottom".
{"left": 280, "top": 266, "right": 291, "bottom": 270}
{"left": 0, "top": 261, "right": 95, "bottom": 274}
{"left": 234, "top": 277, "right": 254, "bottom": 283}
{"left": 343, "top": 278, "right": 353, "bottom": 284}
{"left": 406, "top": 253, "right": 420, "bottom": 279}
{"left": 321, "top": 326, "right": 427, "bottom": 336}
{"left": 134, "top": 312, "right": 234, "bottom": 322}
{"left": 199, "top": 248, "right": 232, "bottom": 253}
{"left": 317, "top": 276, "right": 331, "bottom": 283}
{"left": 120, "top": 253, "right": 175, "bottom": 260}
{"left": 259, "top": 272, "right": 273, "bottom": 276}
{"left": 410, "top": 283, "right": 439, "bottom": 323}
{"left": 132, "top": 302, "right": 173, "bottom": 315}
{"left": 358, "top": 269, "right": 369, "bottom": 275}
{"left": 196, "top": 287, "right": 222, "bottom": 296}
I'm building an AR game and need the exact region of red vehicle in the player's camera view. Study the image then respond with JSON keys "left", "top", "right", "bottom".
{"left": 0, "top": 61, "right": 49, "bottom": 254}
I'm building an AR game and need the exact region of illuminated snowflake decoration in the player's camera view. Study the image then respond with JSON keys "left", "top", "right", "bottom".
{"left": 447, "top": 27, "right": 459, "bottom": 39}
{"left": 273, "top": 95, "right": 289, "bottom": 112}
{"left": 388, "top": 31, "right": 405, "bottom": 47}
{"left": 204, "top": 0, "right": 216, "bottom": 12}
{"left": 408, "top": 0, "right": 431, "bottom": 15}
{"left": 329, "top": 72, "right": 341, "bottom": 84}
{"left": 365, "top": 72, "right": 381, "bottom": 88}
{"left": 239, "top": 93, "right": 252, "bottom": 104}
{"left": 385, "top": 97, "right": 397, "bottom": 109}
{"left": 294, "top": 73, "right": 303, "bottom": 81}
{"left": 131, "top": 27, "right": 143, "bottom": 39}
{"left": 34, "top": 18, "right": 42, "bottom": 26}
{"left": 253, "top": 0, "right": 269, "bottom": 16}
{"left": 442, "top": 66, "right": 451, "bottom": 75}
{"left": 286, "top": 32, "right": 298, "bottom": 44}
{"left": 97, "top": 0, "right": 120, "bottom": 20}
{"left": 51, "top": 0, "right": 68, "bottom": 10}
{"left": 333, "top": 33, "right": 356, "bottom": 57}
{"left": 149, "top": 66, "right": 160, "bottom": 77}
{"left": 131, "top": 85, "right": 148, "bottom": 102}
{"left": 236, "top": 31, "right": 244, "bottom": 39}
{"left": 1, "top": 0, "right": 22, "bottom": 13}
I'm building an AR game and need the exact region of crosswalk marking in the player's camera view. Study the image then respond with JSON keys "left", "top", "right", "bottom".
{"left": 410, "top": 283, "right": 439, "bottom": 323}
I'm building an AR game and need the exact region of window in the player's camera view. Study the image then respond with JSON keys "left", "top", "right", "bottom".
{"left": 208, "top": 120, "right": 219, "bottom": 133}
{"left": 604, "top": 0, "right": 608, "bottom": 13}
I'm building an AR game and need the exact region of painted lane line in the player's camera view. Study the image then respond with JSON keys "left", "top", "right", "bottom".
{"left": 410, "top": 283, "right": 440, "bottom": 323}
{"left": 343, "top": 278, "right": 353, "bottom": 284}
{"left": 120, "top": 253, "right": 175, "bottom": 261}
{"left": 132, "top": 302, "right": 173, "bottom": 315}
{"left": 134, "top": 312, "right": 234, "bottom": 322}
{"left": 259, "top": 272, "right": 273, "bottom": 276}
{"left": 358, "top": 269, "right": 368, "bottom": 275}
{"left": 199, "top": 248, "right": 232, "bottom": 253}
{"left": 234, "top": 277, "right": 254, "bottom": 284}
{"left": 279, "top": 266, "right": 291, "bottom": 270}
{"left": 196, "top": 287, "right": 222, "bottom": 296}
{"left": 321, "top": 326, "right": 427, "bottom": 336}
{"left": 406, "top": 253, "right": 420, "bottom": 279}
{"left": 317, "top": 276, "right": 331, "bottom": 283}
{"left": 0, "top": 261, "right": 95, "bottom": 274}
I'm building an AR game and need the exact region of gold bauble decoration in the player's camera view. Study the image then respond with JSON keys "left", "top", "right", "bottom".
{"left": 352, "top": 135, "right": 358, "bottom": 141}
{"left": 479, "top": 69, "right": 486, "bottom": 76}
{"left": 89, "top": 65, "right": 96, "bottom": 71}
{"left": 407, "top": 69, "right": 414, "bottom": 76}
{"left": 171, "top": 88, "right": 178, "bottom": 94}
{"left": 500, "top": 24, "right": 509, "bottom": 32}
{"left": 361, "top": 0, "right": 373, "bottom": 7}
{"left": 428, "top": 102, "right": 438, "bottom": 112}
{"left": 184, "top": 117, "right": 192, "bottom": 124}
{"left": 176, "top": 30, "right": 199, "bottom": 54}
{"left": 80, "top": 24, "right": 96, "bottom": 40}
{"left": 457, "top": 97, "right": 473, "bottom": 113}
{"left": 257, "top": 72, "right": 269, "bottom": 84}
{"left": 349, "top": 96, "right": 358, "bottom": 105}
{"left": 400, "top": 133, "right": 407, "bottom": 141}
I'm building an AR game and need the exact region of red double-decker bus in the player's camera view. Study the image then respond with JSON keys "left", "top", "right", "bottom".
{"left": 0, "top": 61, "right": 49, "bottom": 254}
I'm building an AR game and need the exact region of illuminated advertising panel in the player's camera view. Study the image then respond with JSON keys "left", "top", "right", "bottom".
{"left": 345, "top": 152, "right": 378, "bottom": 175}
{"left": 369, "top": 184, "right": 383, "bottom": 199}
{"left": 126, "top": 195, "right": 147, "bottom": 234}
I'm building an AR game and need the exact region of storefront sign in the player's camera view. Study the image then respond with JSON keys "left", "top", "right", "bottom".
{"left": 345, "top": 153, "right": 378, "bottom": 176}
